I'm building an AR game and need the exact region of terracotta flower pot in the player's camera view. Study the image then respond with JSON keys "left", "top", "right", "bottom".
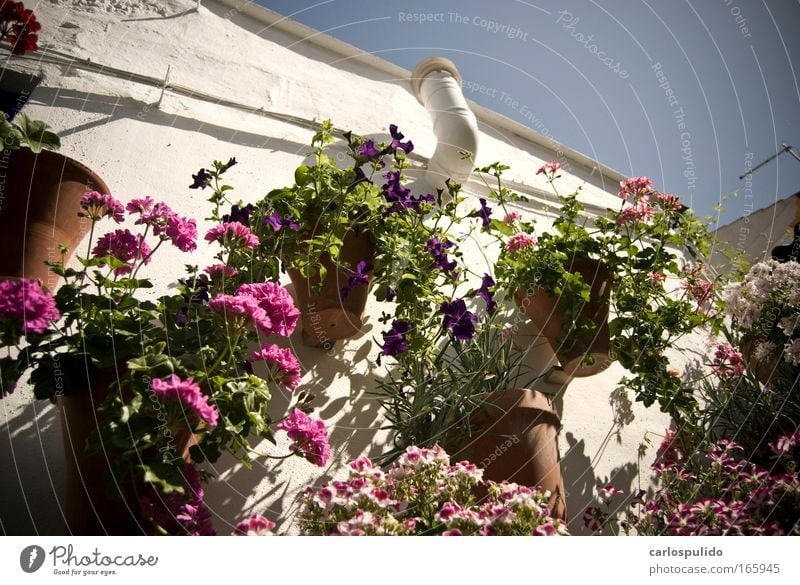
{"left": 740, "top": 338, "right": 780, "bottom": 385}
{"left": 58, "top": 366, "right": 201, "bottom": 535}
{"left": 458, "top": 388, "right": 566, "bottom": 519}
{"left": 515, "top": 257, "right": 614, "bottom": 378}
{"left": 57, "top": 367, "right": 140, "bottom": 535}
{"left": 0, "top": 148, "right": 110, "bottom": 287}
{"left": 288, "top": 229, "right": 376, "bottom": 347}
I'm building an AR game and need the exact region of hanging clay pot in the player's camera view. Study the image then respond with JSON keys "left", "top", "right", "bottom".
{"left": 458, "top": 388, "right": 566, "bottom": 519}
{"left": 515, "top": 256, "right": 614, "bottom": 378}
{"left": 288, "top": 228, "right": 376, "bottom": 347}
{"left": 58, "top": 365, "right": 201, "bottom": 535}
{"left": 0, "top": 148, "right": 110, "bottom": 288}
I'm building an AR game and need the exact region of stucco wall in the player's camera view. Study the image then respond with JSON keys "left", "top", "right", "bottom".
{"left": 0, "top": 0, "right": 696, "bottom": 535}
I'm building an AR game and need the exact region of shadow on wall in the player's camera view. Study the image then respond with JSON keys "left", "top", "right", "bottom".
{"left": 0, "top": 400, "right": 65, "bottom": 535}
{"left": 201, "top": 316, "right": 387, "bottom": 533}
{"left": 30, "top": 87, "right": 313, "bottom": 155}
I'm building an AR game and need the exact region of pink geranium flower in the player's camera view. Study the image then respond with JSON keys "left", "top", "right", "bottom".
{"left": 236, "top": 282, "right": 300, "bottom": 337}
{"left": 277, "top": 408, "right": 331, "bottom": 467}
{"left": 91, "top": 229, "right": 152, "bottom": 275}
{"left": 79, "top": 191, "right": 125, "bottom": 223}
{"left": 506, "top": 232, "right": 537, "bottom": 253}
{"left": 0, "top": 278, "right": 60, "bottom": 334}
{"left": 536, "top": 161, "right": 561, "bottom": 180}
{"left": 205, "top": 222, "right": 259, "bottom": 249}
{"left": 233, "top": 514, "right": 276, "bottom": 536}
{"left": 249, "top": 344, "right": 302, "bottom": 391}
{"left": 150, "top": 374, "right": 219, "bottom": 427}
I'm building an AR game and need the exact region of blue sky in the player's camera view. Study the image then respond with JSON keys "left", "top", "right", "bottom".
{"left": 256, "top": 0, "right": 800, "bottom": 227}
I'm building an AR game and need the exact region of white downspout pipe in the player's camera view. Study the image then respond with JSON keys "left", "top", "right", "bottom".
{"left": 411, "top": 57, "right": 479, "bottom": 191}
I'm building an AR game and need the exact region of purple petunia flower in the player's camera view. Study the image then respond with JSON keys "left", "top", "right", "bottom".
{"left": 476, "top": 274, "right": 497, "bottom": 314}
{"left": 264, "top": 212, "right": 301, "bottom": 233}
{"left": 440, "top": 299, "right": 478, "bottom": 341}
{"left": 358, "top": 140, "right": 381, "bottom": 159}
{"left": 222, "top": 203, "right": 255, "bottom": 225}
{"left": 381, "top": 320, "right": 412, "bottom": 356}
{"left": 389, "top": 124, "right": 414, "bottom": 153}
{"left": 341, "top": 261, "right": 373, "bottom": 299}
{"left": 477, "top": 198, "right": 492, "bottom": 228}
{"left": 426, "top": 237, "right": 458, "bottom": 276}
{"left": 189, "top": 167, "right": 211, "bottom": 189}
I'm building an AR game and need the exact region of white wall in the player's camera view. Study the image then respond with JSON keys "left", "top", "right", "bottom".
{"left": 0, "top": 0, "right": 698, "bottom": 535}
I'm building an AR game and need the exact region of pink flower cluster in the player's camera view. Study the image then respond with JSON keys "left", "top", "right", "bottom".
{"left": 140, "top": 463, "right": 215, "bottom": 536}
{"left": 277, "top": 408, "right": 331, "bottom": 467}
{"left": 204, "top": 264, "right": 239, "bottom": 279}
{"left": 0, "top": 278, "right": 60, "bottom": 334}
{"left": 91, "top": 229, "right": 152, "bottom": 275}
{"left": 618, "top": 176, "right": 654, "bottom": 200}
{"left": 233, "top": 513, "right": 276, "bottom": 536}
{"left": 80, "top": 191, "right": 124, "bottom": 223}
{"left": 586, "top": 432, "right": 800, "bottom": 535}
{"left": 711, "top": 342, "right": 746, "bottom": 377}
{"left": 506, "top": 232, "right": 537, "bottom": 254}
{"left": 209, "top": 281, "right": 300, "bottom": 337}
{"left": 150, "top": 374, "right": 219, "bottom": 427}
{"left": 249, "top": 344, "right": 302, "bottom": 391}
{"left": 126, "top": 197, "right": 198, "bottom": 253}
{"left": 503, "top": 210, "right": 523, "bottom": 226}
{"left": 536, "top": 161, "right": 562, "bottom": 180}
{"left": 205, "top": 221, "right": 259, "bottom": 250}
{"left": 300, "top": 445, "right": 567, "bottom": 536}
{"left": 616, "top": 200, "right": 654, "bottom": 225}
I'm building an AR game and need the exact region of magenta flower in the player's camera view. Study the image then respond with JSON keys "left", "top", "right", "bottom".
{"left": 536, "top": 161, "right": 561, "bottom": 180}
{"left": 150, "top": 374, "right": 219, "bottom": 427}
{"left": 140, "top": 463, "right": 215, "bottom": 536}
{"left": 204, "top": 264, "right": 239, "bottom": 279}
{"left": 236, "top": 282, "right": 301, "bottom": 337}
{"left": 209, "top": 294, "right": 267, "bottom": 330}
{"left": 233, "top": 513, "right": 276, "bottom": 536}
{"left": 125, "top": 196, "right": 154, "bottom": 215}
{"left": 205, "top": 222, "right": 259, "bottom": 249}
{"left": 0, "top": 278, "right": 60, "bottom": 334}
{"left": 505, "top": 232, "right": 536, "bottom": 253}
{"left": 91, "top": 229, "right": 152, "bottom": 275}
{"left": 79, "top": 191, "right": 124, "bottom": 223}
{"left": 277, "top": 408, "right": 331, "bottom": 467}
{"left": 162, "top": 214, "right": 198, "bottom": 252}
{"left": 249, "top": 344, "right": 302, "bottom": 391}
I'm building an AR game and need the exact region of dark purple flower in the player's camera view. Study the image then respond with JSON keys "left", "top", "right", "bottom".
{"left": 426, "top": 237, "right": 457, "bottom": 276}
{"left": 440, "top": 299, "right": 478, "bottom": 341}
{"left": 358, "top": 140, "right": 381, "bottom": 159}
{"left": 381, "top": 320, "right": 412, "bottom": 356}
{"left": 385, "top": 286, "right": 396, "bottom": 302}
{"left": 340, "top": 261, "right": 373, "bottom": 299}
{"left": 476, "top": 274, "right": 497, "bottom": 314}
{"left": 223, "top": 157, "right": 238, "bottom": 171}
{"left": 223, "top": 203, "right": 255, "bottom": 225}
{"left": 477, "top": 198, "right": 492, "bottom": 228}
{"left": 190, "top": 168, "right": 211, "bottom": 189}
{"left": 264, "top": 212, "right": 300, "bottom": 232}
{"left": 389, "top": 124, "right": 414, "bottom": 153}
